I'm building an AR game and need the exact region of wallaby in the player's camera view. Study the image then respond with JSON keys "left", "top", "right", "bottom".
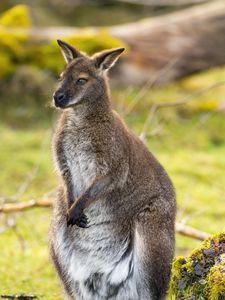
{"left": 49, "top": 39, "right": 176, "bottom": 300}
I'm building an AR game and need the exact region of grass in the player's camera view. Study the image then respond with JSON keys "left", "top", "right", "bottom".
{"left": 0, "top": 67, "right": 225, "bottom": 298}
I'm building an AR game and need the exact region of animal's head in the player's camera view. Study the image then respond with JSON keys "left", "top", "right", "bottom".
{"left": 53, "top": 40, "right": 124, "bottom": 109}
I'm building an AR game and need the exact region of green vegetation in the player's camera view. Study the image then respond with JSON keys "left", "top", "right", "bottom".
{"left": 35, "top": 33, "right": 126, "bottom": 76}
{"left": 0, "top": 1, "right": 177, "bottom": 27}
{"left": 0, "top": 4, "right": 125, "bottom": 125}
{"left": 170, "top": 232, "right": 225, "bottom": 299}
{"left": 0, "top": 4, "right": 31, "bottom": 27}
{"left": 0, "top": 5, "right": 126, "bottom": 79}
{"left": 0, "top": 6, "right": 29, "bottom": 77}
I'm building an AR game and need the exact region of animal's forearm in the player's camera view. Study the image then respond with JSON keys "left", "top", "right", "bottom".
{"left": 67, "top": 175, "right": 112, "bottom": 227}
{"left": 65, "top": 182, "right": 74, "bottom": 209}
{"left": 69, "top": 175, "right": 111, "bottom": 213}
{"left": 60, "top": 166, "right": 75, "bottom": 209}
{"left": 55, "top": 138, "right": 75, "bottom": 208}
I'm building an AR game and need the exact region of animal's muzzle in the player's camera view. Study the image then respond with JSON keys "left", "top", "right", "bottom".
{"left": 53, "top": 91, "right": 67, "bottom": 108}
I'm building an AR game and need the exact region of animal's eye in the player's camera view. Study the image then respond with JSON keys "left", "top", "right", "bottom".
{"left": 76, "top": 78, "right": 87, "bottom": 85}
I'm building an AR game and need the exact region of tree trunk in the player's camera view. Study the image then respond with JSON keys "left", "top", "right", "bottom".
{"left": 110, "top": 0, "right": 225, "bottom": 84}
{"left": 115, "top": 0, "right": 211, "bottom": 7}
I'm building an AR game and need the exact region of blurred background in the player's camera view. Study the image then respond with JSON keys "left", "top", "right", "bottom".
{"left": 0, "top": 0, "right": 224, "bottom": 299}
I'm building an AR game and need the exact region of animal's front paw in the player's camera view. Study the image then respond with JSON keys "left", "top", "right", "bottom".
{"left": 66, "top": 210, "right": 89, "bottom": 228}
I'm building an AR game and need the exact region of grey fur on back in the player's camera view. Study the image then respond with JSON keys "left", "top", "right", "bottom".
{"left": 49, "top": 40, "right": 176, "bottom": 300}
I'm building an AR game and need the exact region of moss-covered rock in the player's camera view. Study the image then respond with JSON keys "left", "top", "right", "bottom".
{"left": 170, "top": 231, "right": 225, "bottom": 299}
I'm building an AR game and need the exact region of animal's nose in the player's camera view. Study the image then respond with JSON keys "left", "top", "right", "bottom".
{"left": 54, "top": 92, "right": 66, "bottom": 104}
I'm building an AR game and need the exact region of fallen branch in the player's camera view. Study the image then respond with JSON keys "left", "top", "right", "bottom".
{"left": 0, "top": 199, "right": 52, "bottom": 213}
{"left": 115, "top": 0, "right": 210, "bottom": 6}
{"left": 0, "top": 199, "right": 209, "bottom": 240}
{"left": 0, "top": 295, "right": 38, "bottom": 300}
{"left": 175, "top": 222, "right": 209, "bottom": 241}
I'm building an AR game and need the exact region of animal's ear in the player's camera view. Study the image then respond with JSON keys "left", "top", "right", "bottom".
{"left": 57, "top": 39, "right": 82, "bottom": 63}
{"left": 93, "top": 48, "right": 125, "bottom": 71}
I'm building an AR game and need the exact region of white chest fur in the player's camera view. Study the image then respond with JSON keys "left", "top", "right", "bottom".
{"left": 65, "top": 141, "right": 97, "bottom": 198}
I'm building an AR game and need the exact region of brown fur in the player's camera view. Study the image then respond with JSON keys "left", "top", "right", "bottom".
{"left": 49, "top": 40, "right": 176, "bottom": 300}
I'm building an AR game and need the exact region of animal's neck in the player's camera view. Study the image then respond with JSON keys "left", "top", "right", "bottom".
{"left": 64, "top": 90, "right": 113, "bottom": 128}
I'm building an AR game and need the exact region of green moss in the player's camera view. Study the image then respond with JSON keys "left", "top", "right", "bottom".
{"left": 0, "top": 28, "right": 28, "bottom": 55}
{"left": 188, "top": 98, "right": 221, "bottom": 112}
{"left": 208, "top": 263, "right": 225, "bottom": 300}
{"left": 0, "top": 4, "right": 32, "bottom": 28}
{"left": 179, "top": 67, "right": 225, "bottom": 113}
{"left": 0, "top": 50, "right": 14, "bottom": 76}
{"left": 0, "top": 5, "right": 31, "bottom": 77}
{"left": 0, "top": 5, "right": 126, "bottom": 78}
{"left": 0, "top": 30, "right": 28, "bottom": 77}
{"left": 31, "top": 31, "right": 126, "bottom": 74}
{"left": 170, "top": 231, "right": 225, "bottom": 299}
{"left": 66, "top": 31, "right": 127, "bottom": 54}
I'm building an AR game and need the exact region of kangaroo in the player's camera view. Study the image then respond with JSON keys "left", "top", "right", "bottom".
{"left": 49, "top": 40, "right": 176, "bottom": 300}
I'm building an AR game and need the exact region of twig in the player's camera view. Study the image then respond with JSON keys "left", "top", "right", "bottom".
{"left": 0, "top": 217, "right": 27, "bottom": 251}
{"left": 12, "top": 130, "right": 51, "bottom": 201}
{"left": 11, "top": 219, "right": 28, "bottom": 252}
{"left": 125, "top": 58, "right": 179, "bottom": 115}
{"left": 140, "top": 80, "right": 225, "bottom": 141}
{"left": 153, "top": 80, "right": 225, "bottom": 109}
{"left": 0, "top": 218, "right": 16, "bottom": 234}
{"left": 0, "top": 130, "right": 51, "bottom": 204}
{"left": 0, "top": 199, "right": 52, "bottom": 213}
{"left": 0, "top": 198, "right": 209, "bottom": 240}
{"left": 139, "top": 103, "right": 158, "bottom": 141}
{"left": 175, "top": 223, "right": 209, "bottom": 241}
